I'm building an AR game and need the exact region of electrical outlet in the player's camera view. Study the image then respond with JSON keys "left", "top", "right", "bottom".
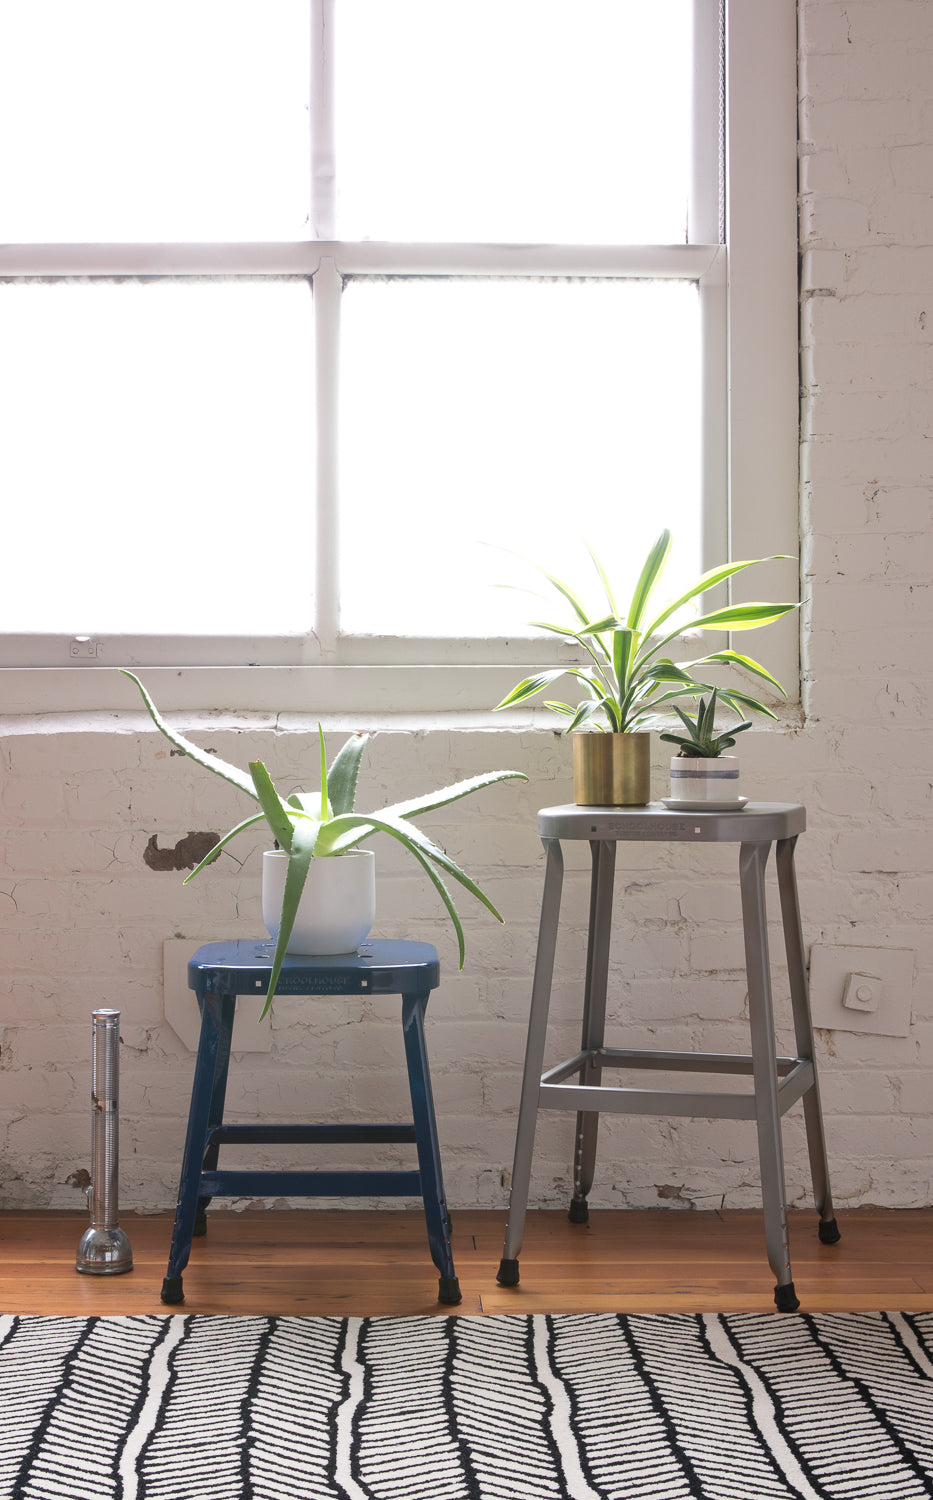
{"left": 163, "top": 939, "right": 273, "bottom": 1052}
{"left": 809, "top": 944, "right": 914, "bottom": 1037}
{"left": 842, "top": 972, "right": 883, "bottom": 1013}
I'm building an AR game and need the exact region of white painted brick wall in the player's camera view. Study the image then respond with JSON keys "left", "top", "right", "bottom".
{"left": 1, "top": 0, "right": 931, "bottom": 1220}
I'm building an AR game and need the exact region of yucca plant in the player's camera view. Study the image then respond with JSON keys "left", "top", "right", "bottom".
{"left": 122, "top": 671, "right": 526, "bottom": 1017}
{"left": 659, "top": 689, "right": 751, "bottom": 758}
{"left": 494, "top": 528, "right": 797, "bottom": 732}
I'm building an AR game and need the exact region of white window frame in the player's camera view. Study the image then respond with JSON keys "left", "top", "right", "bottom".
{"left": 0, "top": 0, "right": 798, "bottom": 716}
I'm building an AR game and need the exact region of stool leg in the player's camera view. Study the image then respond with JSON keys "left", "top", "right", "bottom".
{"left": 498, "top": 837, "right": 564, "bottom": 1285}
{"left": 739, "top": 840, "right": 799, "bottom": 1313}
{"left": 162, "top": 993, "right": 235, "bottom": 1304}
{"left": 402, "top": 993, "right": 461, "bottom": 1305}
{"left": 570, "top": 839, "right": 616, "bottom": 1224}
{"left": 776, "top": 836, "right": 840, "bottom": 1246}
{"left": 194, "top": 998, "right": 236, "bottom": 1236}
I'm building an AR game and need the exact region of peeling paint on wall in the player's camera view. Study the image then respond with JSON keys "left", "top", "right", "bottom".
{"left": 143, "top": 833, "right": 221, "bottom": 872}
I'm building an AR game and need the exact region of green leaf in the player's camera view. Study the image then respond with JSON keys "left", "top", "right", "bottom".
{"left": 639, "top": 600, "right": 798, "bottom": 669}
{"left": 542, "top": 700, "right": 575, "bottom": 718}
{"left": 259, "top": 818, "right": 320, "bottom": 1020}
{"left": 578, "top": 614, "right": 623, "bottom": 636}
{"left": 623, "top": 685, "right": 707, "bottom": 729}
{"left": 694, "top": 650, "right": 786, "bottom": 696}
{"left": 121, "top": 670, "right": 258, "bottom": 801}
{"left": 247, "top": 761, "right": 300, "bottom": 853}
{"left": 536, "top": 567, "right": 592, "bottom": 629}
{"left": 673, "top": 703, "right": 700, "bottom": 738}
{"left": 318, "top": 725, "right": 329, "bottom": 821}
{"left": 681, "top": 601, "right": 798, "bottom": 632}
{"left": 363, "top": 768, "right": 528, "bottom": 827}
{"left": 403, "top": 843, "right": 467, "bottom": 969}
{"left": 565, "top": 699, "right": 609, "bottom": 733}
{"left": 699, "top": 689, "right": 717, "bottom": 742}
{"left": 587, "top": 543, "right": 618, "bottom": 616}
{"left": 715, "top": 688, "right": 780, "bottom": 721}
{"left": 494, "top": 669, "right": 569, "bottom": 710}
{"left": 640, "top": 554, "right": 791, "bottom": 640}
{"left": 327, "top": 732, "right": 368, "bottom": 816}
{"left": 181, "top": 813, "right": 266, "bottom": 884}
{"left": 317, "top": 810, "right": 505, "bottom": 925}
{"left": 626, "top": 530, "right": 672, "bottom": 631}
{"left": 611, "top": 628, "right": 635, "bottom": 698}
{"left": 638, "top": 660, "right": 703, "bottom": 685}
{"left": 526, "top": 621, "right": 611, "bottom": 677}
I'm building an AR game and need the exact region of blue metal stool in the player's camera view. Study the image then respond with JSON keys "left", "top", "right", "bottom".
{"left": 161, "top": 938, "right": 460, "bottom": 1306}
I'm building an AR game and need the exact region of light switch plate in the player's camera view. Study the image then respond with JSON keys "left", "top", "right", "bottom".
{"left": 809, "top": 944, "right": 914, "bottom": 1037}
{"left": 163, "top": 939, "right": 273, "bottom": 1053}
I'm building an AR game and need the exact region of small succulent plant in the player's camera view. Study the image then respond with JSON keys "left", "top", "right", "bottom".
{"left": 659, "top": 689, "right": 752, "bottom": 759}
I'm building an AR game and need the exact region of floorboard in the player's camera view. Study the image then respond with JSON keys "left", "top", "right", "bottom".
{"left": 0, "top": 1207, "right": 930, "bottom": 1317}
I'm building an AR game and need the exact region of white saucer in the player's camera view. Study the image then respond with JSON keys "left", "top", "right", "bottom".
{"left": 661, "top": 796, "right": 748, "bottom": 812}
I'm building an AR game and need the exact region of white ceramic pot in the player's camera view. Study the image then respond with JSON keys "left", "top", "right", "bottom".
{"left": 668, "top": 754, "right": 741, "bottom": 802}
{"left": 262, "top": 848, "right": 376, "bottom": 955}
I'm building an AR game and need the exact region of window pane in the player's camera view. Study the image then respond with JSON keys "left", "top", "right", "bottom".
{"left": 0, "top": 2, "right": 310, "bottom": 242}
{"left": 339, "top": 278, "right": 701, "bottom": 637}
{"left": 0, "top": 281, "right": 315, "bottom": 634}
{"left": 337, "top": 0, "right": 691, "bottom": 244}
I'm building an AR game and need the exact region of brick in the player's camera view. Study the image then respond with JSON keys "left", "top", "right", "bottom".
{"left": 804, "top": 97, "right": 914, "bottom": 149}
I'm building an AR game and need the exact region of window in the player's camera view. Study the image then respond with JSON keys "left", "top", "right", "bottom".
{"left": 0, "top": 1, "right": 798, "bottom": 714}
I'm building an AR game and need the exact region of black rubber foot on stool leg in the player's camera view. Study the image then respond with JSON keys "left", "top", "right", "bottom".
{"left": 568, "top": 1197, "right": 589, "bottom": 1224}
{"left": 438, "top": 1276, "right": 462, "bottom": 1306}
{"left": 497, "top": 1258, "right": 520, "bottom": 1287}
{"left": 818, "top": 1216, "right": 841, "bottom": 1245}
{"left": 161, "top": 1276, "right": 185, "bottom": 1305}
{"left": 774, "top": 1281, "right": 800, "bottom": 1314}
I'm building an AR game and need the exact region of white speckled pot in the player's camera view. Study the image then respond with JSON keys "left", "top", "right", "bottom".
{"left": 668, "top": 755, "right": 741, "bottom": 802}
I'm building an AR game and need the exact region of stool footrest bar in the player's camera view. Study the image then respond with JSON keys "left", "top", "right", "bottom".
{"left": 539, "top": 1059, "right": 814, "bottom": 1121}
{"left": 198, "top": 1169, "right": 422, "bottom": 1198}
{"left": 207, "top": 1123, "right": 417, "bottom": 1147}
{"left": 541, "top": 1047, "right": 804, "bottom": 1086}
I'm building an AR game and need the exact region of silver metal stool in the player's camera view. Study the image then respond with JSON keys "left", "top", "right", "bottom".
{"left": 497, "top": 802, "right": 840, "bottom": 1312}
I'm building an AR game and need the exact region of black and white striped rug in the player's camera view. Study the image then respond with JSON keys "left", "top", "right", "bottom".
{"left": 2, "top": 1310, "right": 932, "bottom": 1499}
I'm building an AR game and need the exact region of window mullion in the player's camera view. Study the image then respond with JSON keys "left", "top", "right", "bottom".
{"left": 314, "top": 256, "right": 341, "bottom": 656}
{"left": 311, "top": 0, "right": 337, "bottom": 239}
{"left": 689, "top": 0, "right": 724, "bottom": 245}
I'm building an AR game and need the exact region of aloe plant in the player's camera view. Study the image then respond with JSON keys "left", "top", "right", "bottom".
{"left": 122, "top": 671, "right": 526, "bottom": 1017}
{"left": 494, "top": 529, "right": 796, "bottom": 732}
{"left": 659, "top": 689, "right": 751, "bottom": 758}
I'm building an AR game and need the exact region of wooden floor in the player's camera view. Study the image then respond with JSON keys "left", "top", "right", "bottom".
{"left": 1, "top": 1207, "right": 931, "bottom": 1318}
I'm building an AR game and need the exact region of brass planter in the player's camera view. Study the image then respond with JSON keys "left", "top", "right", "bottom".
{"left": 572, "top": 731, "right": 651, "bottom": 806}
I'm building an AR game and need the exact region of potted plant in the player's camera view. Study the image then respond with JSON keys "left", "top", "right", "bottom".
{"left": 122, "top": 671, "right": 526, "bottom": 1017}
{"left": 493, "top": 528, "right": 796, "bottom": 806}
{"left": 660, "top": 689, "right": 751, "bottom": 807}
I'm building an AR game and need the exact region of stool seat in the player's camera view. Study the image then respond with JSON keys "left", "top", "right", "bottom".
{"left": 537, "top": 801, "right": 806, "bottom": 842}
{"left": 187, "top": 938, "right": 441, "bottom": 998}
{"left": 498, "top": 802, "right": 839, "bottom": 1313}
{"left": 162, "top": 938, "right": 460, "bottom": 1307}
